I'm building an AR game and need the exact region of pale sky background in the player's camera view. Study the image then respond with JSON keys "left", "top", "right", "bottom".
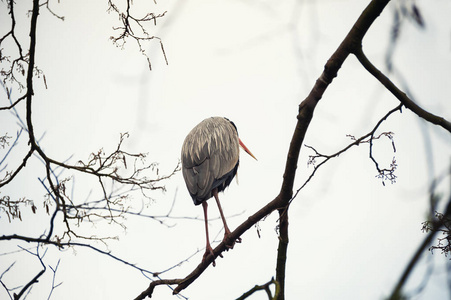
{"left": 1, "top": 0, "right": 451, "bottom": 299}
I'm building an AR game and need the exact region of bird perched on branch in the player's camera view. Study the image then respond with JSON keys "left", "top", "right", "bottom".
{"left": 181, "top": 117, "right": 256, "bottom": 266}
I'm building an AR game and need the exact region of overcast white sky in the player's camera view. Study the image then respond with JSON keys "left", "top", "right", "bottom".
{"left": 1, "top": 0, "right": 451, "bottom": 299}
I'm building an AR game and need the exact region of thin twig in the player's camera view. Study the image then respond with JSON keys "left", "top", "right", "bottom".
{"left": 291, "top": 104, "right": 402, "bottom": 203}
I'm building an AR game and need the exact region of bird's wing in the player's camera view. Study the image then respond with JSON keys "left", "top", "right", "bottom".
{"left": 182, "top": 141, "right": 216, "bottom": 202}
{"left": 181, "top": 118, "right": 239, "bottom": 203}
{"left": 208, "top": 129, "right": 239, "bottom": 179}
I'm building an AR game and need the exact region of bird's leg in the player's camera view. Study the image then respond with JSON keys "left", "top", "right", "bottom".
{"left": 202, "top": 201, "right": 216, "bottom": 267}
{"left": 213, "top": 188, "right": 242, "bottom": 248}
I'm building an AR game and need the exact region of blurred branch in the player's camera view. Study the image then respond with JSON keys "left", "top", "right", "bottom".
{"left": 0, "top": 262, "right": 17, "bottom": 300}
{"left": 0, "top": 245, "right": 61, "bottom": 300}
{"left": 388, "top": 175, "right": 451, "bottom": 299}
{"left": 385, "top": 0, "right": 425, "bottom": 72}
{"left": 47, "top": 259, "right": 62, "bottom": 300}
{"left": 424, "top": 192, "right": 451, "bottom": 258}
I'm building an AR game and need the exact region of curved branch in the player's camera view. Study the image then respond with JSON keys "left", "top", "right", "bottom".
{"left": 295, "top": 103, "right": 402, "bottom": 199}
{"left": 353, "top": 46, "right": 451, "bottom": 133}
{"left": 236, "top": 277, "right": 278, "bottom": 300}
{"left": 0, "top": 148, "right": 34, "bottom": 188}
{"left": 135, "top": 279, "right": 184, "bottom": 300}
{"left": 0, "top": 94, "right": 26, "bottom": 111}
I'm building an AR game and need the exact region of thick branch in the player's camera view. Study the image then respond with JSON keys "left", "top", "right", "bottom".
{"left": 26, "top": 0, "right": 40, "bottom": 148}
{"left": 172, "top": 196, "right": 284, "bottom": 295}
{"left": 275, "top": 209, "right": 288, "bottom": 300}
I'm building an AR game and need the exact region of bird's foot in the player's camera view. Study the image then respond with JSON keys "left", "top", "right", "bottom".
{"left": 202, "top": 245, "right": 222, "bottom": 267}
{"left": 223, "top": 232, "right": 242, "bottom": 249}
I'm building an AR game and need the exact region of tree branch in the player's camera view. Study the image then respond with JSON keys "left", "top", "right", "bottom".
{"left": 236, "top": 277, "right": 278, "bottom": 300}
{"left": 0, "top": 234, "right": 157, "bottom": 278}
{"left": 353, "top": 46, "right": 451, "bottom": 133}
{"left": 297, "top": 104, "right": 402, "bottom": 197}
{"left": 107, "top": 0, "right": 168, "bottom": 70}
{"left": 0, "top": 94, "right": 26, "bottom": 111}
{"left": 275, "top": 209, "right": 288, "bottom": 300}
{"left": 13, "top": 246, "right": 46, "bottom": 300}
{"left": 25, "top": 0, "right": 40, "bottom": 149}
{"left": 388, "top": 195, "right": 451, "bottom": 299}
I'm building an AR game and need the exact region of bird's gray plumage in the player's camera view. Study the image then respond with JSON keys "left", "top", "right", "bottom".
{"left": 181, "top": 117, "right": 240, "bottom": 205}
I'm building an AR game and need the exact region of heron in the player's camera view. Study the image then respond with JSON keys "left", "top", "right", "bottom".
{"left": 181, "top": 117, "right": 256, "bottom": 265}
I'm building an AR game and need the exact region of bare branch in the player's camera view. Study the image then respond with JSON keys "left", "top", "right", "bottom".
{"left": 0, "top": 262, "right": 17, "bottom": 300}
{"left": 47, "top": 259, "right": 62, "bottom": 300}
{"left": 0, "top": 94, "right": 26, "bottom": 111}
{"left": 0, "top": 196, "right": 36, "bottom": 222}
{"left": 0, "top": 146, "right": 34, "bottom": 188}
{"left": 0, "top": 235, "right": 158, "bottom": 278}
{"left": 275, "top": 209, "right": 288, "bottom": 300}
{"left": 13, "top": 245, "right": 47, "bottom": 300}
{"left": 107, "top": 0, "right": 168, "bottom": 70}
{"left": 135, "top": 279, "right": 184, "bottom": 300}
{"left": 353, "top": 46, "right": 451, "bottom": 133}
{"left": 236, "top": 277, "right": 279, "bottom": 300}
{"left": 39, "top": 1, "right": 65, "bottom": 21}
{"left": 388, "top": 181, "right": 451, "bottom": 299}
{"left": 294, "top": 104, "right": 402, "bottom": 203}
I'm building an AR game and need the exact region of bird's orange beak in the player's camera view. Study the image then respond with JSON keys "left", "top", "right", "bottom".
{"left": 239, "top": 138, "right": 257, "bottom": 161}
